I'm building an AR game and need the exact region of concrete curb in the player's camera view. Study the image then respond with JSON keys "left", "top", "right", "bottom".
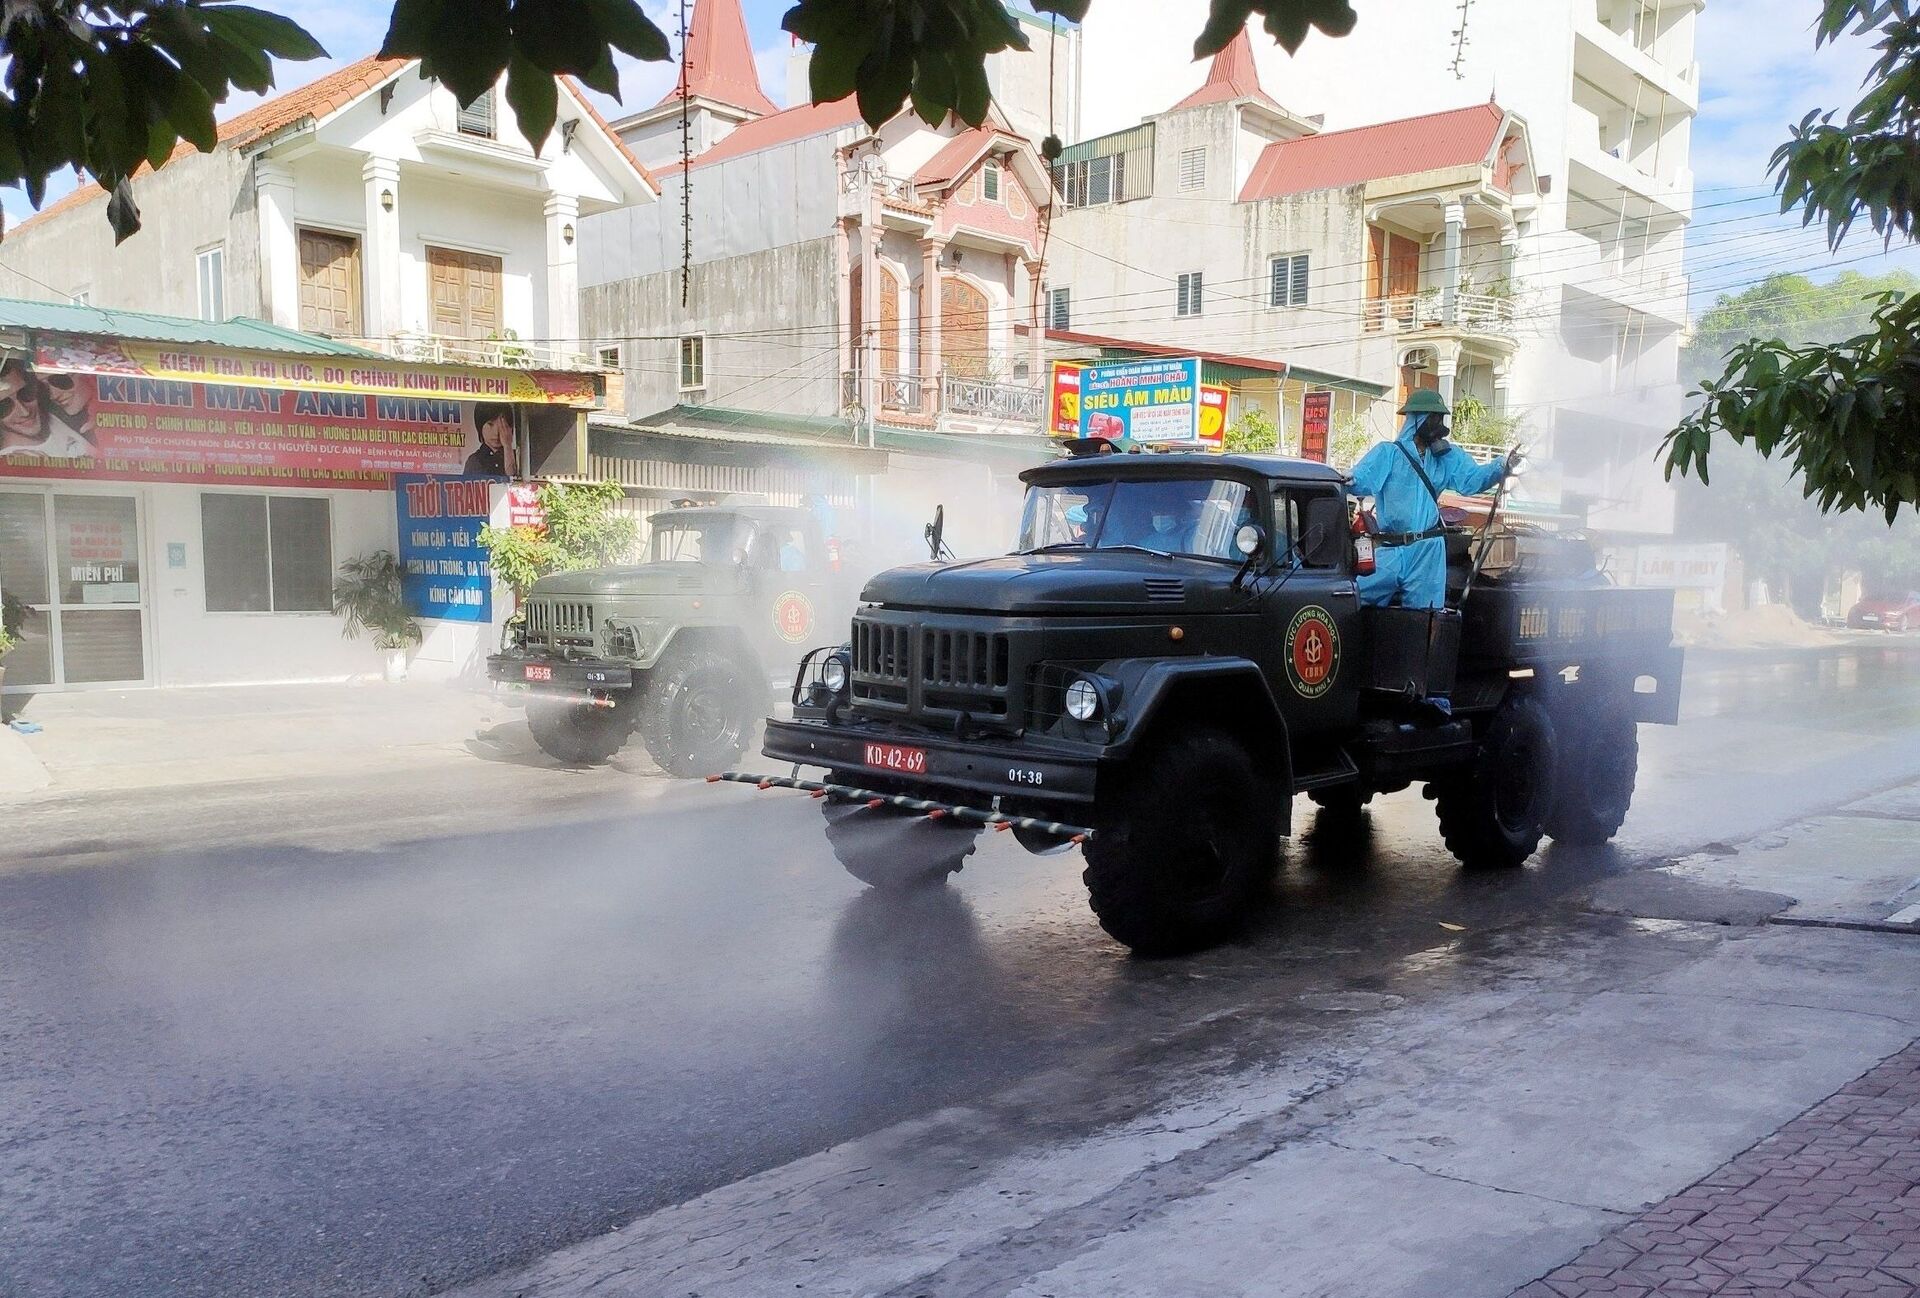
{"left": 0, "top": 727, "right": 50, "bottom": 797}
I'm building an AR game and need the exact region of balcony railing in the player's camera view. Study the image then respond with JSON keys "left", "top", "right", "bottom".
{"left": 1364, "top": 291, "right": 1516, "bottom": 336}
{"left": 364, "top": 332, "right": 598, "bottom": 371}
{"left": 842, "top": 367, "right": 1045, "bottom": 426}
{"left": 840, "top": 164, "right": 931, "bottom": 216}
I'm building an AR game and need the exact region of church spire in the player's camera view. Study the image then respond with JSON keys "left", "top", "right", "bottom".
{"left": 1171, "top": 24, "right": 1283, "bottom": 113}
{"left": 654, "top": 0, "right": 778, "bottom": 118}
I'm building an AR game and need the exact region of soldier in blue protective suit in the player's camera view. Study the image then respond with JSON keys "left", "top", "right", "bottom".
{"left": 1348, "top": 389, "right": 1521, "bottom": 610}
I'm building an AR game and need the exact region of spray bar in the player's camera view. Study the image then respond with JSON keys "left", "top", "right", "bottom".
{"left": 709, "top": 772, "right": 1097, "bottom": 843}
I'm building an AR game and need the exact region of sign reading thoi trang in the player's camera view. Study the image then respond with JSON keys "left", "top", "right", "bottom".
{"left": 395, "top": 475, "right": 494, "bottom": 623}
{"left": 1079, "top": 357, "right": 1203, "bottom": 444}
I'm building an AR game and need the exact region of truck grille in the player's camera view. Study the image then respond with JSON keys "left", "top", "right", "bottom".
{"left": 525, "top": 599, "right": 596, "bottom": 649}
{"left": 850, "top": 616, "right": 1012, "bottom": 721}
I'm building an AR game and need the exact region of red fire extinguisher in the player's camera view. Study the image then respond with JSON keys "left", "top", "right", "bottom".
{"left": 1351, "top": 508, "right": 1377, "bottom": 577}
{"left": 826, "top": 536, "right": 842, "bottom": 572}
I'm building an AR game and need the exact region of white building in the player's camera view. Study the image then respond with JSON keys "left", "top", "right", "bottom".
{"left": 1045, "top": 30, "right": 1537, "bottom": 444}
{"left": 1074, "top": 0, "right": 1697, "bottom": 534}
{"left": 0, "top": 55, "right": 658, "bottom": 369}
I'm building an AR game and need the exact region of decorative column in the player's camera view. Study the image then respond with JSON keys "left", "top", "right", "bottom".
{"left": 361, "top": 156, "right": 402, "bottom": 340}
{"left": 920, "top": 237, "right": 944, "bottom": 414}
{"left": 1440, "top": 198, "right": 1465, "bottom": 327}
{"left": 543, "top": 193, "right": 580, "bottom": 359}
{"left": 861, "top": 223, "right": 882, "bottom": 418}
{"left": 254, "top": 160, "right": 300, "bottom": 329}
{"left": 1436, "top": 342, "right": 1461, "bottom": 405}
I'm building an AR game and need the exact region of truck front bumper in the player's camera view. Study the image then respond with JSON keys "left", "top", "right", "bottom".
{"left": 486, "top": 653, "right": 636, "bottom": 691}
{"left": 761, "top": 717, "right": 1101, "bottom": 807}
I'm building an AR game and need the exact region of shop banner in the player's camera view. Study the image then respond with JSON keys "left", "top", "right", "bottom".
{"left": 35, "top": 334, "right": 599, "bottom": 405}
{"left": 1300, "top": 390, "right": 1333, "bottom": 462}
{"left": 1631, "top": 542, "right": 1729, "bottom": 590}
{"left": 395, "top": 475, "right": 494, "bottom": 623}
{"left": 1079, "top": 357, "right": 1203, "bottom": 444}
{"left": 0, "top": 362, "right": 531, "bottom": 489}
{"left": 1055, "top": 359, "right": 1225, "bottom": 447}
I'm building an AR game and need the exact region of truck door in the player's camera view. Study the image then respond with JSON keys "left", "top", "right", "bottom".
{"left": 758, "top": 520, "right": 834, "bottom": 684}
{"left": 1256, "top": 485, "right": 1361, "bottom": 739}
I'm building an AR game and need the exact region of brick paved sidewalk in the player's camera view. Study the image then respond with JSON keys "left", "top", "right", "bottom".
{"left": 1514, "top": 1039, "right": 1920, "bottom": 1297}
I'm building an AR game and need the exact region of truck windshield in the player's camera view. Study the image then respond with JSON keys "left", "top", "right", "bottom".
{"left": 1019, "top": 478, "right": 1254, "bottom": 560}
{"left": 651, "top": 517, "right": 752, "bottom": 564}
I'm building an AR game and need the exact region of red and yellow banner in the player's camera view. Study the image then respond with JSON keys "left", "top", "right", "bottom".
{"left": 35, "top": 334, "right": 600, "bottom": 406}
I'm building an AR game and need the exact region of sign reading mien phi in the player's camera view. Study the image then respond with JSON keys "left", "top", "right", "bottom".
{"left": 1079, "top": 357, "right": 1203, "bottom": 444}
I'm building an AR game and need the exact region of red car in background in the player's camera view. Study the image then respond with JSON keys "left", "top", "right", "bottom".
{"left": 1848, "top": 592, "right": 1920, "bottom": 632}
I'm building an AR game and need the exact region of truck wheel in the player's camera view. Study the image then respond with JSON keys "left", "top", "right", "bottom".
{"left": 638, "top": 650, "right": 758, "bottom": 778}
{"left": 1082, "top": 729, "right": 1273, "bottom": 957}
{"left": 1546, "top": 706, "right": 1638, "bottom": 845}
{"left": 527, "top": 697, "right": 631, "bottom": 765}
{"left": 821, "top": 778, "right": 980, "bottom": 889}
{"left": 1434, "top": 695, "right": 1557, "bottom": 869}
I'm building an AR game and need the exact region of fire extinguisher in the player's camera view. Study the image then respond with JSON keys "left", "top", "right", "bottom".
{"left": 1351, "top": 508, "right": 1377, "bottom": 577}
{"left": 826, "top": 536, "right": 842, "bottom": 572}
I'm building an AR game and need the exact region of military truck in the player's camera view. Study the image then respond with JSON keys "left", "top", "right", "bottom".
{"left": 745, "top": 450, "right": 1684, "bottom": 955}
{"left": 488, "top": 500, "right": 854, "bottom": 777}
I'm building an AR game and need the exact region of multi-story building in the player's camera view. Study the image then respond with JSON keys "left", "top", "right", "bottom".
{"left": 582, "top": 0, "right": 1077, "bottom": 551}
{"left": 1074, "top": 0, "right": 1698, "bottom": 534}
{"left": 1045, "top": 29, "right": 1537, "bottom": 444}
{"left": 0, "top": 56, "right": 657, "bottom": 369}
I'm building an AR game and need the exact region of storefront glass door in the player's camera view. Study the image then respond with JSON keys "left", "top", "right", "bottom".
{"left": 0, "top": 489, "right": 148, "bottom": 690}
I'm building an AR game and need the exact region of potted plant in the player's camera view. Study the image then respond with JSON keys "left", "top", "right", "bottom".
{"left": 332, "top": 551, "right": 422, "bottom": 682}
{"left": 0, "top": 590, "right": 27, "bottom": 696}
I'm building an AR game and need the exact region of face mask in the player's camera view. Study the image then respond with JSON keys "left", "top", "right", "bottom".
{"left": 1152, "top": 514, "right": 1175, "bottom": 530}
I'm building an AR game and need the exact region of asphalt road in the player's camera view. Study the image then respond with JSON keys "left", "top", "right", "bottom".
{"left": 4, "top": 644, "right": 1920, "bottom": 1298}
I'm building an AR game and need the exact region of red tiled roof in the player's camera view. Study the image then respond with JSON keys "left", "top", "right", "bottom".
{"left": 914, "top": 126, "right": 1023, "bottom": 187}
{"left": 1239, "top": 102, "right": 1508, "bottom": 201}
{"left": 1170, "top": 27, "right": 1285, "bottom": 115}
{"left": 658, "top": 96, "right": 866, "bottom": 175}
{"left": 13, "top": 56, "right": 409, "bottom": 232}
{"left": 654, "top": 0, "right": 778, "bottom": 117}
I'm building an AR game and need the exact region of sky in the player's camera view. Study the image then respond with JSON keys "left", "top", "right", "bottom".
{"left": 3, "top": 0, "right": 1914, "bottom": 317}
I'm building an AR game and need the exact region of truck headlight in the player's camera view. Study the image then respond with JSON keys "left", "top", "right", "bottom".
{"left": 822, "top": 654, "right": 849, "bottom": 694}
{"left": 1065, "top": 677, "right": 1103, "bottom": 722}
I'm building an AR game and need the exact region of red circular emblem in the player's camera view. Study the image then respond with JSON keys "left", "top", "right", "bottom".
{"left": 1286, "top": 605, "right": 1341, "bottom": 698}
{"left": 773, "top": 591, "right": 815, "bottom": 645}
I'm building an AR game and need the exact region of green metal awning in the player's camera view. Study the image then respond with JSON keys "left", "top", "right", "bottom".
{"left": 0, "top": 297, "right": 383, "bottom": 357}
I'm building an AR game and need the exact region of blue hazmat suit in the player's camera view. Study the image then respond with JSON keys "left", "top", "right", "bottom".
{"left": 1347, "top": 415, "right": 1508, "bottom": 609}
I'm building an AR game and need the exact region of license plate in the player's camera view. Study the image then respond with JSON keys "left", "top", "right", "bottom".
{"left": 864, "top": 742, "right": 927, "bottom": 775}
{"left": 524, "top": 664, "right": 553, "bottom": 682}
{"left": 1862, "top": 616, "right": 1880, "bottom": 624}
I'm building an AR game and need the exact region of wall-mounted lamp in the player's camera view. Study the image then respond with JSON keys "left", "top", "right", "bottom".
{"left": 380, "top": 188, "right": 394, "bottom": 213}
{"left": 562, "top": 223, "right": 575, "bottom": 245}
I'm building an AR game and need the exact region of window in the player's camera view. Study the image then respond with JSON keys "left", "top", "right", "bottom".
{"left": 196, "top": 246, "right": 225, "bottom": 322}
{"left": 981, "top": 161, "right": 1002, "bottom": 202}
{"left": 71, "top": 288, "right": 91, "bottom": 306}
{"left": 200, "top": 494, "right": 332, "bottom": 613}
{"left": 457, "top": 90, "right": 496, "bottom": 139}
{"left": 1270, "top": 253, "right": 1310, "bottom": 308}
{"left": 1179, "top": 147, "right": 1207, "bottom": 191}
{"left": 1054, "top": 152, "right": 1127, "bottom": 208}
{"left": 1177, "top": 271, "right": 1204, "bottom": 317}
{"left": 1048, "top": 287, "right": 1071, "bottom": 331}
{"left": 679, "top": 334, "right": 706, "bottom": 391}
{"left": 596, "top": 344, "right": 623, "bottom": 369}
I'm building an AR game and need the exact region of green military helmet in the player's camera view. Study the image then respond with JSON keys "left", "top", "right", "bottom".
{"left": 1399, "top": 389, "right": 1450, "bottom": 416}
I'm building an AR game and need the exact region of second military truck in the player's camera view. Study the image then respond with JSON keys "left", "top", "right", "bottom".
{"left": 754, "top": 450, "right": 1685, "bottom": 955}
{"left": 489, "top": 500, "right": 854, "bottom": 777}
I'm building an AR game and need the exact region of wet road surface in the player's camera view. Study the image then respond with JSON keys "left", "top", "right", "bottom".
{"left": 2, "top": 645, "right": 1919, "bottom": 1298}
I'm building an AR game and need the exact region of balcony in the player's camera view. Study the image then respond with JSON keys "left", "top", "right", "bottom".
{"left": 1575, "top": 4, "right": 1699, "bottom": 115}
{"left": 363, "top": 331, "right": 601, "bottom": 371}
{"left": 842, "top": 366, "right": 1045, "bottom": 431}
{"left": 1364, "top": 291, "right": 1518, "bottom": 338}
{"left": 839, "top": 164, "right": 933, "bottom": 223}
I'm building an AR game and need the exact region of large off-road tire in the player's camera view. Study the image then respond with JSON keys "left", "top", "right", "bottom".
{"left": 637, "top": 649, "right": 759, "bottom": 778}
{"left": 1434, "top": 694, "right": 1557, "bottom": 869}
{"left": 1082, "top": 729, "right": 1275, "bottom": 957}
{"left": 1546, "top": 703, "right": 1639, "bottom": 846}
{"left": 821, "top": 775, "right": 980, "bottom": 889}
{"left": 527, "top": 696, "right": 632, "bottom": 765}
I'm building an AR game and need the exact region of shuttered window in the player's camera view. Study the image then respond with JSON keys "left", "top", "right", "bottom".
{"left": 1047, "top": 288, "right": 1071, "bottom": 330}
{"left": 1178, "top": 147, "right": 1206, "bottom": 191}
{"left": 457, "top": 90, "right": 496, "bottom": 139}
{"left": 1270, "top": 253, "right": 1310, "bottom": 307}
{"left": 1176, "top": 271, "right": 1203, "bottom": 317}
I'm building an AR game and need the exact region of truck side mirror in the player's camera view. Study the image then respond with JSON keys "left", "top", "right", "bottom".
{"left": 1302, "top": 496, "right": 1348, "bottom": 568}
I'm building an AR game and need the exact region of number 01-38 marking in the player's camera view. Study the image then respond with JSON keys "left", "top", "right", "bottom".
{"left": 1007, "top": 767, "right": 1045, "bottom": 787}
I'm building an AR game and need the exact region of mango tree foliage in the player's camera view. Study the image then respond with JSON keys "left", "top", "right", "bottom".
{"left": 1665, "top": 0, "right": 1920, "bottom": 520}
{"left": 2, "top": 0, "right": 1354, "bottom": 242}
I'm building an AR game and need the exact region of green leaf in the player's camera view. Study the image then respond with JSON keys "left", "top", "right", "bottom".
{"left": 200, "top": 5, "right": 329, "bottom": 61}
{"left": 585, "top": 0, "right": 672, "bottom": 61}
{"left": 106, "top": 178, "right": 142, "bottom": 243}
{"left": 504, "top": 52, "right": 559, "bottom": 153}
